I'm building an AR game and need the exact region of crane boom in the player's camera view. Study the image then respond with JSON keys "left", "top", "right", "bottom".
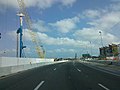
{"left": 17, "top": 0, "right": 45, "bottom": 58}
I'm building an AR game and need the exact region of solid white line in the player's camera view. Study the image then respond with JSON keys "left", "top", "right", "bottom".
{"left": 98, "top": 83, "right": 110, "bottom": 90}
{"left": 77, "top": 68, "right": 81, "bottom": 72}
{"left": 82, "top": 63, "right": 120, "bottom": 77}
{"left": 54, "top": 68, "right": 56, "bottom": 70}
{"left": 34, "top": 81, "right": 45, "bottom": 90}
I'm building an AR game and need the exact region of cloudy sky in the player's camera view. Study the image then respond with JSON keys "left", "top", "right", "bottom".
{"left": 0, "top": 0, "right": 120, "bottom": 58}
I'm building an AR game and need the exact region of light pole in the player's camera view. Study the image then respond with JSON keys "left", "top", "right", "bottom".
{"left": 90, "top": 41, "right": 92, "bottom": 56}
{"left": 99, "top": 31, "right": 103, "bottom": 47}
{"left": 99, "top": 31, "right": 106, "bottom": 59}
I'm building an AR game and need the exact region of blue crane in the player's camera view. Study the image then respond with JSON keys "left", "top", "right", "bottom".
{"left": 17, "top": 13, "right": 26, "bottom": 58}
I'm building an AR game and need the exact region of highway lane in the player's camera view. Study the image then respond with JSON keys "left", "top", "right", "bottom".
{"left": 0, "top": 61, "right": 120, "bottom": 90}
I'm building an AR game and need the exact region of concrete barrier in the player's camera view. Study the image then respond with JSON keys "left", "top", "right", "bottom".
{"left": 0, "top": 57, "right": 61, "bottom": 77}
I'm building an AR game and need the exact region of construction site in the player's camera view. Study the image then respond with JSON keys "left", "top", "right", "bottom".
{"left": 1, "top": 1, "right": 120, "bottom": 90}
{"left": 0, "top": 0, "right": 47, "bottom": 58}
{"left": 0, "top": 0, "right": 58, "bottom": 77}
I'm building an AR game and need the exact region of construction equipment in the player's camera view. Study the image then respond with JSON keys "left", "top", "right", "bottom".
{"left": 17, "top": 13, "right": 26, "bottom": 58}
{"left": 17, "top": 0, "right": 45, "bottom": 58}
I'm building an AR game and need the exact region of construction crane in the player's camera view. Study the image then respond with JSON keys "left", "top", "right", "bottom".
{"left": 17, "top": 13, "right": 26, "bottom": 58}
{"left": 17, "top": 0, "right": 45, "bottom": 58}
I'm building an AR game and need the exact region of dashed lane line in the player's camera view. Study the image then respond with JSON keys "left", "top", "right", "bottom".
{"left": 54, "top": 68, "right": 56, "bottom": 71}
{"left": 98, "top": 83, "right": 110, "bottom": 90}
{"left": 77, "top": 68, "right": 81, "bottom": 72}
{"left": 34, "top": 81, "right": 45, "bottom": 90}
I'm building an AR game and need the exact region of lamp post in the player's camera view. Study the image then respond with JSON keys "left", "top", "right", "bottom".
{"left": 99, "top": 31, "right": 103, "bottom": 47}
{"left": 99, "top": 31, "right": 106, "bottom": 59}
{"left": 90, "top": 41, "right": 92, "bottom": 56}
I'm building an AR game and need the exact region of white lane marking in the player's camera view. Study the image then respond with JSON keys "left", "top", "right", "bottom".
{"left": 98, "top": 83, "right": 110, "bottom": 90}
{"left": 83, "top": 63, "right": 120, "bottom": 77}
{"left": 34, "top": 81, "right": 45, "bottom": 90}
{"left": 54, "top": 68, "right": 56, "bottom": 71}
{"left": 77, "top": 68, "right": 81, "bottom": 72}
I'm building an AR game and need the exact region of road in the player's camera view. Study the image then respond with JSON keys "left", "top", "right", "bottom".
{"left": 0, "top": 61, "right": 120, "bottom": 90}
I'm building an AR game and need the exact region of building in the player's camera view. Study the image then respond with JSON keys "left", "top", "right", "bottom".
{"left": 99, "top": 44, "right": 119, "bottom": 60}
{"left": 99, "top": 46, "right": 109, "bottom": 58}
{"left": 117, "top": 44, "right": 120, "bottom": 58}
{"left": 111, "top": 44, "right": 118, "bottom": 56}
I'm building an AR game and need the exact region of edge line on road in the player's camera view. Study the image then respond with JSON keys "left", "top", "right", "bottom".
{"left": 34, "top": 81, "right": 45, "bottom": 90}
{"left": 98, "top": 83, "right": 110, "bottom": 90}
{"left": 82, "top": 63, "right": 120, "bottom": 77}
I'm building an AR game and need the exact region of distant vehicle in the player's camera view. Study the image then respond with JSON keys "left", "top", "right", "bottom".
{"left": 54, "top": 58, "right": 63, "bottom": 61}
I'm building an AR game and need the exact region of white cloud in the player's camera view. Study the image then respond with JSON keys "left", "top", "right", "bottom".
{"left": 77, "top": 3, "right": 120, "bottom": 47}
{"left": 96, "top": 12, "right": 120, "bottom": 31}
{"left": 74, "top": 28, "right": 99, "bottom": 41}
{"left": 8, "top": 30, "right": 16, "bottom": 40}
{"left": 83, "top": 9, "right": 101, "bottom": 19}
{"left": 74, "top": 27, "right": 119, "bottom": 46}
{"left": 50, "top": 16, "right": 80, "bottom": 33}
{"left": 8, "top": 29, "right": 32, "bottom": 41}
{"left": 0, "top": 49, "right": 16, "bottom": 57}
{"left": 8, "top": 29, "right": 91, "bottom": 49}
{"left": 54, "top": 48, "right": 75, "bottom": 53}
{"left": 60, "top": 0, "right": 76, "bottom": 6}
{"left": 32, "top": 20, "right": 49, "bottom": 32}
{"left": 0, "top": 0, "right": 76, "bottom": 9}
{"left": 36, "top": 32, "right": 98, "bottom": 49}
{"left": 103, "top": 32, "right": 119, "bottom": 44}
{"left": 0, "top": 0, "right": 18, "bottom": 8}
{"left": 110, "top": 3, "right": 120, "bottom": 11}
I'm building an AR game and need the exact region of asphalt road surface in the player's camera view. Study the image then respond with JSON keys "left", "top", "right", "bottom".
{"left": 0, "top": 61, "right": 120, "bottom": 90}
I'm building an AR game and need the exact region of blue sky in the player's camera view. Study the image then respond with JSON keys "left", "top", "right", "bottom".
{"left": 0, "top": 0, "right": 120, "bottom": 58}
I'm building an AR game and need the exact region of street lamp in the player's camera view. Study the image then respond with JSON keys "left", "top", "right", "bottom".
{"left": 99, "top": 31, "right": 103, "bottom": 47}
{"left": 90, "top": 41, "right": 92, "bottom": 56}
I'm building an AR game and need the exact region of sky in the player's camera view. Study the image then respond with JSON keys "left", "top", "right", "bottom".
{"left": 0, "top": 0, "right": 120, "bottom": 58}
